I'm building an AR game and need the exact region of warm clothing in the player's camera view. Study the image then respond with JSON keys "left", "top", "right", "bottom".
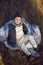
{"left": 7, "top": 21, "right": 28, "bottom": 47}
{"left": 0, "top": 17, "right": 41, "bottom": 57}
{"left": 16, "top": 25, "right": 24, "bottom": 40}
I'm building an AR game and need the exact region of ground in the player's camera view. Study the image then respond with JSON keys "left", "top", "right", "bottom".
{"left": 0, "top": 0, "right": 43, "bottom": 65}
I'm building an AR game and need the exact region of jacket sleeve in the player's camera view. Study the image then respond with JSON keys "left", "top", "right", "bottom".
{"left": 0, "top": 20, "right": 13, "bottom": 43}
{"left": 31, "top": 24, "right": 41, "bottom": 45}
{"left": 0, "top": 23, "right": 9, "bottom": 43}
{"left": 22, "top": 17, "right": 41, "bottom": 46}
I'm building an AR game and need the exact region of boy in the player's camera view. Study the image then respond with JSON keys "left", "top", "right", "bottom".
{"left": 0, "top": 11, "right": 41, "bottom": 57}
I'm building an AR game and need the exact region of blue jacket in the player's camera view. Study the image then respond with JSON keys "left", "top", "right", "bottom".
{"left": 0, "top": 17, "right": 41, "bottom": 50}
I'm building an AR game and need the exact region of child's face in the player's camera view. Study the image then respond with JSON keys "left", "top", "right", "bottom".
{"left": 14, "top": 17, "right": 22, "bottom": 25}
